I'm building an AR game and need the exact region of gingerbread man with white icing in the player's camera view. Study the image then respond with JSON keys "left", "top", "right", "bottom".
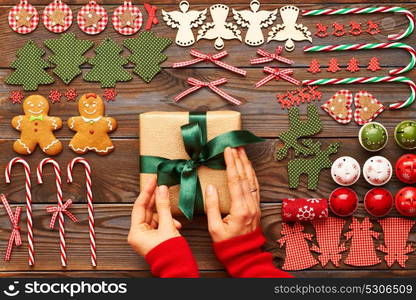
{"left": 68, "top": 93, "right": 117, "bottom": 155}
{"left": 12, "top": 95, "right": 62, "bottom": 155}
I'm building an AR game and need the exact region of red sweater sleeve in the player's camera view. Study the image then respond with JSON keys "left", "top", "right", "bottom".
{"left": 213, "top": 228, "right": 294, "bottom": 278}
{"left": 145, "top": 237, "right": 200, "bottom": 278}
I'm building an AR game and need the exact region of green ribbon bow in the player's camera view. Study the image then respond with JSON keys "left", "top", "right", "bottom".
{"left": 30, "top": 115, "right": 44, "bottom": 121}
{"left": 140, "top": 112, "right": 264, "bottom": 219}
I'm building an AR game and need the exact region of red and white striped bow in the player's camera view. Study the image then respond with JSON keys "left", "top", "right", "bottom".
{"left": 175, "top": 77, "right": 242, "bottom": 105}
{"left": 1, "top": 194, "right": 22, "bottom": 261}
{"left": 144, "top": 3, "right": 158, "bottom": 30}
{"left": 250, "top": 47, "right": 294, "bottom": 65}
{"left": 173, "top": 50, "right": 247, "bottom": 76}
{"left": 46, "top": 199, "right": 77, "bottom": 229}
{"left": 256, "top": 67, "right": 301, "bottom": 88}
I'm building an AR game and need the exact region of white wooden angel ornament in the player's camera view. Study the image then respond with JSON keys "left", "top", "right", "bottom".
{"left": 197, "top": 4, "right": 242, "bottom": 50}
{"left": 267, "top": 5, "right": 312, "bottom": 52}
{"left": 162, "top": 1, "right": 207, "bottom": 47}
{"left": 232, "top": 1, "right": 278, "bottom": 46}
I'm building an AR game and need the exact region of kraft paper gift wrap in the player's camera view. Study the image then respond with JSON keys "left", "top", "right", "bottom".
{"left": 139, "top": 111, "right": 244, "bottom": 218}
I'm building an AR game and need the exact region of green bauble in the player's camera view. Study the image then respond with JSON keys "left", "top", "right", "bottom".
{"left": 394, "top": 120, "right": 416, "bottom": 150}
{"left": 359, "top": 122, "right": 388, "bottom": 152}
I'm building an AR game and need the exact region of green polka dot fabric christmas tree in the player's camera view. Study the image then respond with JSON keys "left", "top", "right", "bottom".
{"left": 84, "top": 37, "right": 132, "bottom": 88}
{"left": 44, "top": 33, "right": 94, "bottom": 84}
{"left": 6, "top": 40, "right": 54, "bottom": 91}
{"left": 123, "top": 31, "right": 172, "bottom": 83}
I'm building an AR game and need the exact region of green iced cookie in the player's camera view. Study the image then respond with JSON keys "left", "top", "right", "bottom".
{"left": 394, "top": 120, "right": 416, "bottom": 150}
{"left": 359, "top": 122, "right": 388, "bottom": 152}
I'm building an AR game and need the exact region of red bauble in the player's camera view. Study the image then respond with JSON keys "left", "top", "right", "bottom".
{"left": 364, "top": 188, "right": 393, "bottom": 217}
{"left": 395, "top": 187, "right": 416, "bottom": 217}
{"left": 395, "top": 154, "right": 416, "bottom": 184}
{"left": 329, "top": 187, "right": 358, "bottom": 217}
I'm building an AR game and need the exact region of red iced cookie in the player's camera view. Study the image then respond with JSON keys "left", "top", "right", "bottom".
{"left": 364, "top": 188, "right": 393, "bottom": 217}
{"left": 395, "top": 154, "right": 416, "bottom": 184}
{"left": 329, "top": 187, "right": 358, "bottom": 217}
{"left": 395, "top": 187, "right": 416, "bottom": 217}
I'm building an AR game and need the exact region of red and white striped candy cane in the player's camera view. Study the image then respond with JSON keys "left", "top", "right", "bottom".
{"left": 5, "top": 157, "right": 34, "bottom": 266}
{"left": 36, "top": 158, "right": 67, "bottom": 267}
{"left": 67, "top": 157, "right": 96, "bottom": 267}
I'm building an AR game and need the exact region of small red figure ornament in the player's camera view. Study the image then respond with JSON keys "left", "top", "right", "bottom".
{"left": 366, "top": 20, "right": 380, "bottom": 35}
{"left": 349, "top": 21, "right": 362, "bottom": 36}
{"left": 315, "top": 23, "right": 328, "bottom": 38}
{"left": 367, "top": 56, "right": 381, "bottom": 72}
{"left": 395, "top": 154, "right": 416, "bottom": 184}
{"left": 308, "top": 59, "right": 321, "bottom": 74}
{"left": 395, "top": 187, "right": 416, "bottom": 217}
{"left": 329, "top": 187, "right": 358, "bottom": 217}
{"left": 327, "top": 58, "right": 341, "bottom": 73}
{"left": 332, "top": 22, "right": 346, "bottom": 37}
{"left": 364, "top": 188, "right": 394, "bottom": 217}
{"left": 346, "top": 57, "right": 360, "bottom": 73}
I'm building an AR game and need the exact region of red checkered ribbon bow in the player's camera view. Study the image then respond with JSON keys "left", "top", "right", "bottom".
{"left": 144, "top": 3, "right": 158, "bottom": 30}
{"left": 175, "top": 77, "right": 242, "bottom": 105}
{"left": 173, "top": 50, "right": 247, "bottom": 76}
{"left": 1, "top": 194, "right": 22, "bottom": 261}
{"left": 46, "top": 199, "right": 77, "bottom": 229}
{"left": 250, "top": 47, "right": 294, "bottom": 65}
{"left": 256, "top": 67, "right": 301, "bottom": 88}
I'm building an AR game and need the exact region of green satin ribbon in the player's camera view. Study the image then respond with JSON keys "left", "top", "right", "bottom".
{"left": 140, "top": 112, "right": 264, "bottom": 220}
{"left": 30, "top": 115, "right": 43, "bottom": 121}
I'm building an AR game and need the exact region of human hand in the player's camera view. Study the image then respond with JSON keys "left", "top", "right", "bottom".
{"left": 128, "top": 178, "right": 182, "bottom": 256}
{"left": 205, "top": 147, "right": 261, "bottom": 243}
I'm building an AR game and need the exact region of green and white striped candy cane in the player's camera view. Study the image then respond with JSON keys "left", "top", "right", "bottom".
{"left": 303, "top": 76, "right": 416, "bottom": 110}
{"left": 302, "top": 6, "right": 415, "bottom": 41}
{"left": 304, "top": 42, "right": 416, "bottom": 75}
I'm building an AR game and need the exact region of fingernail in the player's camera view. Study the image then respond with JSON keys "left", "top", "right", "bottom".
{"left": 158, "top": 185, "right": 168, "bottom": 196}
{"left": 207, "top": 184, "right": 215, "bottom": 195}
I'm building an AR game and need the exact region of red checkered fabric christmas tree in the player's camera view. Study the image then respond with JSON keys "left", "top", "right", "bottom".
{"left": 308, "top": 59, "right": 321, "bottom": 74}
{"left": 327, "top": 58, "right": 341, "bottom": 73}
{"left": 367, "top": 57, "right": 381, "bottom": 72}
{"left": 346, "top": 57, "right": 360, "bottom": 73}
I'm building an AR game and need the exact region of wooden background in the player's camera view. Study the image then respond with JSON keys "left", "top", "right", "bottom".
{"left": 0, "top": 0, "right": 415, "bottom": 278}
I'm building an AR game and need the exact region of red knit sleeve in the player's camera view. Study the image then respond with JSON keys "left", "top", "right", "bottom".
{"left": 145, "top": 237, "right": 200, "bottom": 278}
{"left": 213, "top": 228, "right": 294, "bottom": 278}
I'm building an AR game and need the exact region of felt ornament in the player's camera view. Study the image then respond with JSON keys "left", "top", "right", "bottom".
{"left": 64, "top": 88, "right": 77, "bottom": 101}
{"left": 327, "top": 58, "right": 341, "bottom": 73}
{"left": 112, "top": 0, "right": 142, "bottom": 36}
{"left": 332, "top": 22, "right": 346, "bottom": 37}
{"left": 276, "top": 104, "right": 322, "bottom": 160}
{"left": 314, "top": 23, "right": 328, "bottom": 38}
{"left": 197, "top": 4, "right": 242, "bottom": 50}
{"left": 162, "top": 1, "right": 207, "bottom": 47}
{"left": 329, "top": 187, "right": 358, "bottom": 217}
{"left": 103, "top": 88, "right": 117, "bottom": 102}
{"left": 353, "top": 91, "right": 385, "bottom": 125}
{"left": 321, "top": 90, "right": 353, "bottom": 124}
{"left": 394, "top": 120, "right": 416, "bottom": 150}
{"left": 359, "top": 122, "right": 388, "bottom": 152}
{"left": 10, "top": 90, "right": 25, "bottom": 104}
{"left": 344, "top": 217, "right": 381, "bottom": 267}
{"left": 378, "top": 218, "right": 415, "bottom": 268}
{"left": 346, "top": 57, "right": 360, "bottom": 73}
{"left": 288, "top": 140, "right": 339, "bottom": 190}
{"left": 395, "top": 154, "right": 416, "bottom": 184}
{"left": 311, "top": 217, "right": 347, "bottom": 267}
{"left": 77, "top": 0, "right": 108, "bottom": 35}
{"left": 331, "top": 156, "right": 360, "bottom": 186}
{"left": 123, "top": 31, "right": 172, "bottom": 83}
{"left": 267, "top": 5, "right": 312, "bottom": 52}
{"left": 349, "top": 21, "right": 362, "bottom": 36}
{"left": 366, "top": 20, "right": 381, "bottom": 35}
{"left": 8, "top": 0, "right": 39, "bottom": 34}
{"left": 6, "top": 40, "right": 54, "bottom": 91}
{"left": 232, "top": 0, "right": 278, "bottom": 46}
{"left": 278, "top": 222, "right": 318, "bottom": 271}
{"left": 44, "top": 33, "right": 94, "bottom": 85}
{"left": 42, "top": 0, "right": 72, "bottom": 33}
{"left": 84, "top": 38, "right": 132, "bottom": 88}
{"left": 395, "top": 187, "right": 416, "bottom": 217}
{"left": 282, "top": 198, "right": 328, "bottom": 222}
{"left": 367, "top": 57, "right": 381, "bottom": 72}
{"left": 144, "top": 3, "right": 158, "bottom": 30}
{"left": 364, "top": 188, "right": 394, "bottom": 217}
{"left": 48, "top": 89, "right": 62, "bottom": 103}
{"left": 362, "top": 156, "right": 393, "bottom": 186}
{"left": 307, "top": 59, "right": 321, "bottom": 74}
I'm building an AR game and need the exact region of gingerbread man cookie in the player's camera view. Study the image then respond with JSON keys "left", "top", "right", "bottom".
{"left": 68, "top": 93, "right": 117, "bottom": 155}
{"left": 12, "top": 95, "right": 62, "bottom": 155}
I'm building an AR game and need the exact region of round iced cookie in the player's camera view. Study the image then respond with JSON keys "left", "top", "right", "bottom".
{"left": 363, "top": 156, "right": 393, "bottom": 186}
{"left": 394, "top": 120, "right": 416, "bottom": 150}
{"left": 358, "top": 122, "right": 388, "bottom": 152}
{"left": 331, "top": 156, "right": 361, "bottom": 186}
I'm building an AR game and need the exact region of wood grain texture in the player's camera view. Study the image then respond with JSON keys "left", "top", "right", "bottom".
{"left": 0, "top": 0, "right": 415, "bottom": 277}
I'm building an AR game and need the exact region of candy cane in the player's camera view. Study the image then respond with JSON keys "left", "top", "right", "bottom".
{"left": 36, "top": 158, "right": 67, "bottom": 267}
{"left": 304, "top": 42, "right": 416, "bottom": 75}
{"left": 302, "top": 6, "right": 415, "bottom": 41}
{"left": 67, "top": 157, "right": 96, "bottom": 267}
{"left": 302, "top": 76, "right": 416, "bottom": 110}
{"left": 5, "top": 157, "right": 34, "bottom": 266}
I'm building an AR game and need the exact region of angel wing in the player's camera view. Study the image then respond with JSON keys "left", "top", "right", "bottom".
{"left": 232, "top": 9, "right": 252, "bottom": 27}
{"left": 161, "top": 10, "right": 182, "bottom": 29}
{"left": 292, "top": 23, "right": 313, "bottom": 42}
{"left": 188, "top": 9, "right": 208, "bottom": 28}
{"left": 222, "top": 23, "right": 242, "bottom": 40}
{"left": 257, "top": 9, "right": 278, "bottom": 28}
{"left": 267, "top": 24, "right": 285, "bottom": 42}
{"left": 197, "top": 22, "right": 216, "bottom": 40}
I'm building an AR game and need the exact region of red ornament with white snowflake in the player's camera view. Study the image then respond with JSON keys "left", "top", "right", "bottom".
{"left": 10, "top": 90, "right": 25, "bottom": 104}
{"left": 64, "top": 88, "right": 77, "bottom": 101}
{"left": 103, "top": 88, "right": 117, "bottom": 102}
{"left": 395, "top": 186, "right": 416, "bottom": 217}
{"left": 48, "top": 89, "right": 62, "bottom": 103}
{"left": 8, "top": 0, "right": 39, "bottom": 34}
{"left": 327, "top": 58, "right": 341, "bottom": 73}
{"left": 346, "top": 57, "right": 360, "bottom": 73}
{"left": 308, "top": 59, "right": 321, "bottom": 74}
{"left": 367, "top": 56, "right": 381, "bottom": 72}
{"left": 329, "top": 187, "right": 358, "bottom": 217}
{"left": 364, "top": 188, "right": 394, "bottom": 217}
{"left": 77, "top": 0, "right": 108, "bottom": 35}
{"left": 395, "top": 154, "right": 416, "bottom": 184}
{"left": 282, "top": 198, "right": 328, "bottom": 222}
{"left": 42, "top": 0, "right": 73, "bottom": 33}
{"left": 112, "top": 1, "right": 142, "bottom": 36}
